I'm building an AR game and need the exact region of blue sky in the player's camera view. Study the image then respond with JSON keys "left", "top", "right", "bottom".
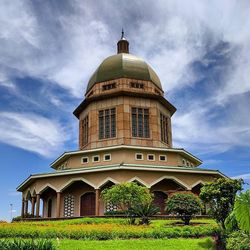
{"left": 0, "top": 0, "right": 250, "bottom": 221}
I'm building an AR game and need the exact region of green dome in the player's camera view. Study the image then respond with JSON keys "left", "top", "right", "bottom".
{"left": 86, "top": 53, "right": 162, "bottom": 93}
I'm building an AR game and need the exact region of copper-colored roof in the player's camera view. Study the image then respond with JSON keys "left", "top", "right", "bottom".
{"left": 86, "top": 53, "right": 162, "bottom": 93}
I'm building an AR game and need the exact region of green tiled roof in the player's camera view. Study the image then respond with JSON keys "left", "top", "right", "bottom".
{"left": 86, "top": 53, "right": 162, "bottom": 93}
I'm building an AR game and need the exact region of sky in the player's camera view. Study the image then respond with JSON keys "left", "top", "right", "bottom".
{"left": 0, "top": 0, "right": 250, "bottom": 221}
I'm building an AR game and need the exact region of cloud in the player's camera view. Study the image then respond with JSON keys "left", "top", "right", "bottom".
{"left": 231, "top": 173, "right": 250, "bottom": 180}
{"left": 8, "top": 190, "right": 21, "bottom": 197}
{"left": 0, "top": 81, "right": 17, "bottom": 92}
{"left": 0, "top": 0, "right": 112, "bottom": 97}
{"left": 0, "top": 112, "right": 68, "bottom": 158}
{"left": 0, "top": 0, "right": 250, "bottom": 157}
{"left": 1, "top": 0, "right": 249, "bottom": 98}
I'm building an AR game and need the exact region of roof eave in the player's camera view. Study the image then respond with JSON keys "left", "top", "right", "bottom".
{"left": 73, "top": 90, "right": 176, "bottom": 119}
{"left": 50, "top": 145, "right": 201, "bottom": 169}
{"left": 17, "top": 163, "right": 226, "bottom": 192}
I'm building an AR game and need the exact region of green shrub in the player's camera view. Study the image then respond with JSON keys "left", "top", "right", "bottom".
{"left": 200, "top": 178, "right": 243, "bottom": 229}
{"left": 12, "top": 216, "right": 22, "bottom": 222}
{"left": 226, "top": 231, "right": 250, "bottom": 250}
{"left": 0, "top": 222, "right": 218, "bottom": 240}
{"left": 128, "top": 203, "right": 160, "bottom": 225}
{"left": 166, "top": 193, "right": 203, "bottom": 225}
{"left": 104, "top": 210, "right": 126, "bottom": 216}
{"left": 0, "top": 238, "right": 55, "bottom": 250}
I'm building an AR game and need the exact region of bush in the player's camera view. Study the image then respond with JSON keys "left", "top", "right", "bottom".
{"left": 226, "top": 231, "right": 250, "bottom": 250}
{"left": 128, "top": 203, "right": 160, "bottom": 225}
{"left": 102, "top": 182, "right": 153, "bottom": 224}
{"left": 101, "top": 182, "right": 152, "bottom": 211}
{"left": 0, "top": 238, "right": 55, "bottom": 250}
{"left": 12, "top": 216, "right": 22, "bottom": 222}
{"left": 166, "top": 193, "right": 203, "bottom": 225}
{"left": 104, "top": 210, "right": 126, "bottom": 216}
{"left": 200, "top": 178, "right": 243, "bottom": 229}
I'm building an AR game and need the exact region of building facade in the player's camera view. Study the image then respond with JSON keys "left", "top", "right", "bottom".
{"left": 17, "top": 33, "right": 226, "bottom": 218}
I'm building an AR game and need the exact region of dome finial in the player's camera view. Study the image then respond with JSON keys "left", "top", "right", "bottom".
{"left": 117, "top": 29, "right": 129, "bottom": 54}
{"left": 121, "top": 28, "right": 124, "bottom": 39}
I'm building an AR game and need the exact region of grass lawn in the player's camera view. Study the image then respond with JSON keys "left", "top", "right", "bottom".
{"left": 56, "top": 238, "right": 215, "bottom": 250}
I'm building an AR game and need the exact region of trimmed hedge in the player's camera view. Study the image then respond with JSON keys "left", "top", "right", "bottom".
{"left": 0, "top": 223, "right": 219, "bottom": 240}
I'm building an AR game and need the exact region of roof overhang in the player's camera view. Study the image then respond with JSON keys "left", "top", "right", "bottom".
{"left": 17, "top": 163, "right": 227, "bottom": 192}
{"left": 50, "top": 145, "right": 202, "bottom": 169}
{"left": 73, "top": 90, "right": 176, "bottom": 119}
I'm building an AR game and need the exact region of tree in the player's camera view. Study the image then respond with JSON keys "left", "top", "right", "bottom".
{"left": 226, "top": 190, "right": 250, "bottom": 234}
{"left": 101, "top": 182, "right": 153, "bottom": 223}
{"left": 234, "top": 190, "right": 250, "bottom": 234}
{"left": 165, "top": 192, "right": 203, "bottom": 225}
{"left": 199, "top": 178, "right": 243, "bottom": 229}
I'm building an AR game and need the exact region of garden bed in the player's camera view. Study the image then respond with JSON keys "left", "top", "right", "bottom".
{"left": 0, "top": 218, "right": 218, "bottom": 240}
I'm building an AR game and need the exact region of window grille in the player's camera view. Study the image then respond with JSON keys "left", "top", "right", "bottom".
{"left": 99, "top": 108, "right": 116, "bottom": 139}
{"left": 102, "top": 83, "right": 116, "bottom": 91}
{"left": 64, "top": 194, "right": 74, "bottom": 217}
{"left": 131, "top": 107, "right": 150, "bottom": 138}
{"left": 82, "top": 116, "right": 89, "bottom": 146}
{"left": 130, "top": 82, "right": 144, "bottom": 89}
{"left": 160, "top": 113, "right": 168, "bottom": 144}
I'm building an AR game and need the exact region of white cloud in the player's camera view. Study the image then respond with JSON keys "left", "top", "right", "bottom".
{"left": 0, "top": 112, "right": 68, "bottom": 158}
{"left": 0, "top": 1, "right": 112, "bottom": 97}
{"left": 172, "top": 97, "right": 250, "bottom": 155}
{"left": 0, "top": 0, "right": 250, "bottom": 156}
{"left": 8, "top": 190, "right": 21, "bottom": 197}
{"left": 0, "top": 81, "right": 17, "bottom": 92}
{"left": 231, "top": 173, "right": 250, "bottom": 180}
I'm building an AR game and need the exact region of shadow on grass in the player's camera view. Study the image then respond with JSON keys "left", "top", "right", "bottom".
{"left": 198, "top": 238, "right": 216, "bottom": 249}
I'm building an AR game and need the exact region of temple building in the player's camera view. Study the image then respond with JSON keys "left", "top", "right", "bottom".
{"left": 17, "top": 32, "right": 226, "bottom": 218}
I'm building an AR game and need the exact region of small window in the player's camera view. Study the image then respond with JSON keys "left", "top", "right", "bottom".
{"left": 147, "top": 154, "right": 155, "bottom": 161}
{"left": 81, "top": 157, "right": 89, "bottom": 164}
{"left": 190, "top": 163, "right": 194, "bottom": 167}
{"left": 135, "top": 153, "right": 143, "bottom": 160}
{"left": 130, "top": 82, "right": 144, "bottom": 89}
{"left": 102, "top": 83, "right": 116, "bottom": 91}
{"left": 186, "top": 161, "right": 190, "bottom": 167}
{"left": 103, "top": 154, "right": 111, "bottom": 161}
{"left": 159, "top": 155, "right": 167, "bottom": 161}
{"left": 155, "top": 89, "right": 161, "bottom": 95}
{"left": 92, "top": 155, "right": 100, "bottom": 162}
{"left": 182, "top": 159, "right": 186, "bottom": 166}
